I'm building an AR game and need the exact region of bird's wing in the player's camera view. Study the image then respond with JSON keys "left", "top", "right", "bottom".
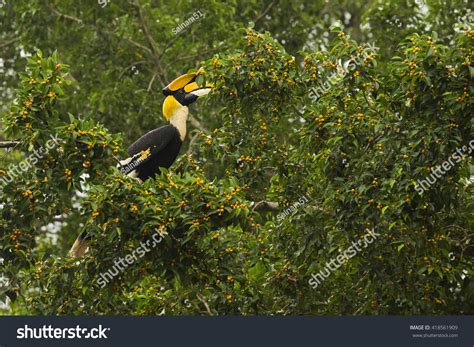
{"left": 119, "top": 125, "right": 177, "bottom": 175}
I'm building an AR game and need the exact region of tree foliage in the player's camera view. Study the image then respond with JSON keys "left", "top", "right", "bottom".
{"left": 0, "top": 0, "right": 472, "bottom": 315}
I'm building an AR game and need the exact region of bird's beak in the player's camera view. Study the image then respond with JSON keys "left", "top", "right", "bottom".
{"left": 188, "top": 87, "right": 212, "bottom": 97}
{"left": 183, "top": 70, "right": 212, "bottom": 99}
{"left": 162, "top": 68, "right": 205, "bottom": 96}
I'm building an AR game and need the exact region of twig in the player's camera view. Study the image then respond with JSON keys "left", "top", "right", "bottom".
{"left": 0, "top": 141, "right": 20, "bottom": 149}
{"left": 186, "top": 130, "right": 201, "bottom": 154}
{"left": 48, "top": 4, "right": 83, "bottom": 24}
{"left": 196, "top": 293, "right": 214, "bottom": 316}
{"left": 131, "top": 0, "right": 159, "bottom": 56}
{"left": 147, "top": 73, "right": 157, "bottom": 92}
{"left": 353, "top": 302, "right": 368, "bottom": 315}
{"left": 157, "top": 35, "right": 180, "bottom": 61}
{"left": 0, "top": 37, "right": 20, "bottom": 49}
{"left": 130, "top": 0, "right": 167, "bottom": 84}
{"left": 253, "top": 201, "right": 279, "bottom": 212}
{"left": 254, "top": 0, "right": 278, "bottom": 24}
{"left": 362, "top": 89, "right": 384, "bottom": 118}
{"left": 48, "top": 4, "right": 152, "bottom": 56}
{"left": 121, "top": 36, "right": 153, "bottom": 55}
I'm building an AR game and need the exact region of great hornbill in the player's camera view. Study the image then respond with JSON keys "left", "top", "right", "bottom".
{"left": 69, "top": 69, "right": 211, "bottom": 257}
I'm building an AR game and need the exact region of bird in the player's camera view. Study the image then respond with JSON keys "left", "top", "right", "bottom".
{"left": 69, "top": 69, "right": 211, "bottom": 257}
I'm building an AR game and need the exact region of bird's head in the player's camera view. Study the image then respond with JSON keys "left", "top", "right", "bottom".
{"left": 162, "top": 68, "right": 211, "bottom": 120}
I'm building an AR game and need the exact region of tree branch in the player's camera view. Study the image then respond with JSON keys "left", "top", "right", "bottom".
{"left": 0, "top": 141, "right": 20, "bottom": 149}
{"left": 147, "top": 73, "right": 157, "bottom": 92}
{"left": 132, "top": 0, "right": 159, "bottom": 56}
{"left": 186, "top": 130, "right": 201, "bottom": 154}
{"left": 48, "top": 2, "right": 168, "bottom": 90}
{"left": 130, "top": 0, "right": 167, "bottom": 84}
{"left": 48, "top": 4, "right": 152, "bottom": 56}
{"left": 254, "top": 0, "right": 279, "bottom": 24}
{"left": 157, "top": 33, "right": 183, "bottom": 61}
{"left": 253, "top": 200, "right": 279, "bottom": 212}
{"left": 0, "top": 37, "right": 20, "bottom": 49}
{"left": 196, "top": 293, "right": 214, "bottom": 316}
{"left": 47, "top": 4, "right": 83, "bottom": 24}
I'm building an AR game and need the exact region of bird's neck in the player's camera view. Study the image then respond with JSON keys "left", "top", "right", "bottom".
{"left": 169, "top": 106, "right": 188, "bottom": 141}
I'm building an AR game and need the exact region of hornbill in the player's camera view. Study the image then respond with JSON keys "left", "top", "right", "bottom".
{"left": 69, "top": 69, "right": 211, "bottom": 257}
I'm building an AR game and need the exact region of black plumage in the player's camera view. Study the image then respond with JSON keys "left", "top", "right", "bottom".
{"left": 121, "top": 125, "right": 182, "bottom": 181}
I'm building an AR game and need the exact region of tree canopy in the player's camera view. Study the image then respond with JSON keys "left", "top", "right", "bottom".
{"left": 0, "top": 0, "right": 473, "bottom": 315}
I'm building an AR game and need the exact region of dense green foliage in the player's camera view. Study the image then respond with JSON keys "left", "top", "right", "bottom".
{"left": 0, "top": 0, "right": 472, "bottom": 315}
